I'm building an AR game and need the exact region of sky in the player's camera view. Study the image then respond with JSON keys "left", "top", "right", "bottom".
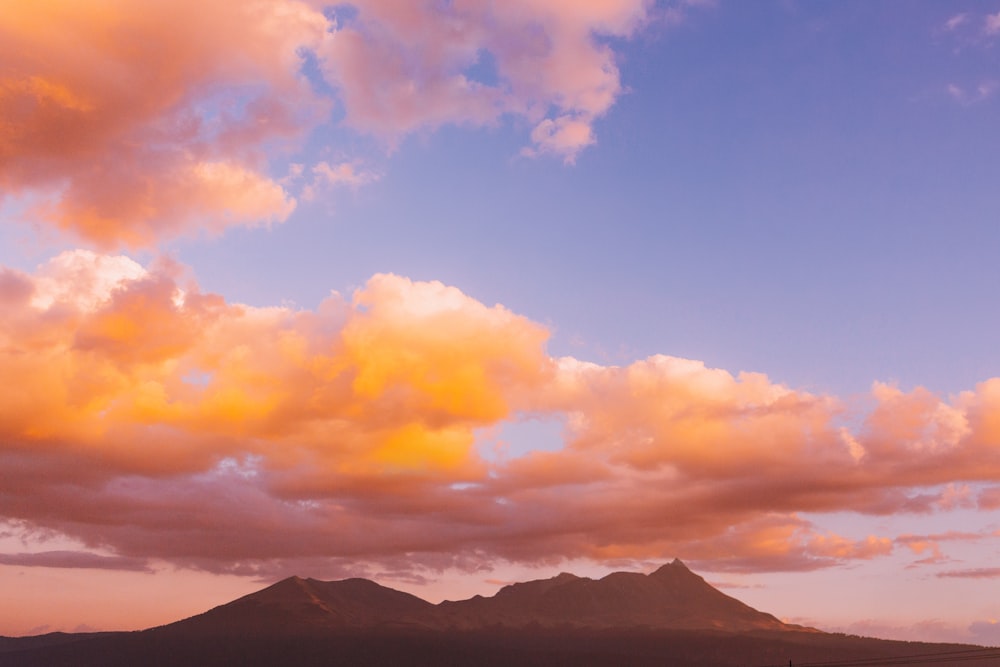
{"left": 1, "top": 0, "right": 1000, "bottom": 645}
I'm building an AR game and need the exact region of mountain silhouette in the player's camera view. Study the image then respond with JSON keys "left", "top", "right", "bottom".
{"left": 435, "top": 559, "right": 800, "bottom": 631}
{"left": 157, "top": 575, "right": 437, "bottom": 636}
{"left": 3, "top": 562, "right": 998, "bottom": 667}
{"left": 154, "top": 559, "right": 806, "bottom": 637}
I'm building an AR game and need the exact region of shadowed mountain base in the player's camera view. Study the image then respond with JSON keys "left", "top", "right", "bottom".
{"left": 2, "top": 628, "right": 998, "bottom": 667}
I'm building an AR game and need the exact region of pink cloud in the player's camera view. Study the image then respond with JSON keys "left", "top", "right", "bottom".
{"left": 4, "top": 253, "right": 1000, "bottom": 577}
{"left": 524, "top": 115, "right": 596, "bottom": 164}
{"left": 986, "top": 11, "right": 1000, "bottom": 35}
{"left": 2, "top": 2, "right": 707, "bottom": 245}
{"left": 977, "top": 486, "right": 1000, "bottom": 509}
{"left": 300, "top": 161, "right": 381, "bottom": 201}
{"left": 317, "top": 0, "right": 674, "bottom": 162}
{"left": 0, "top": 550, "right": 151, "bottom": 572}
{"left": 0, "top": 0, "right": 333, "bottom": 247}
{"left": 937, "top": 567, "right": 1000, "bottom": 579}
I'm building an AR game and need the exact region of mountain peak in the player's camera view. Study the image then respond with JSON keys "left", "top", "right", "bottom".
{"left": 650, "top": 558, "right": 700, "bottom": 580}
{"left": 656, "top": 558, "right": 691, "bottom": 573}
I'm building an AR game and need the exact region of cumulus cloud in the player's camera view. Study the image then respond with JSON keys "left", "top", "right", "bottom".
{"left": 315, "top": 0, "right": 704, "bottom": 162}
{"left": 0, "top": 0, "right": 329, "bottom": 246}
{"left": 28, "top": 249, "right": 147, "bottom": 310}
{"left": 3, "top": 253, "right": 1000, "bottom": 577}
{"left": 2, "top": 1, "right": 706, "bottom": 245}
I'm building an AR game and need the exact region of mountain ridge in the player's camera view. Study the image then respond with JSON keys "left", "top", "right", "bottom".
{"left": 4, "top": 562, "right": 999, "bottom": 667}
{"left": 155, "top": 558, "right": 814, "bottom": 636}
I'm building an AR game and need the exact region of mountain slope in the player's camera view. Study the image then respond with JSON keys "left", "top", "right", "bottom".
{"left": 153, "top": 559, "right": 803, "bottom": 635}
{"left": 156, "top": 575, "right": 437, "bottom": 636}
{"left": 436, "top": 559, "right": 798, "bottom": 631}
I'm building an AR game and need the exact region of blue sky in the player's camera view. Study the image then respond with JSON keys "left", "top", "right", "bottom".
{"left": 160, "top": 0, "right": 1000, "bottom": 398}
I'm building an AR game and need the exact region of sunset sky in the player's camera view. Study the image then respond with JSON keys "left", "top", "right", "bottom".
{"left": 2, "top": 0, "right": 1000, "bottom": 644}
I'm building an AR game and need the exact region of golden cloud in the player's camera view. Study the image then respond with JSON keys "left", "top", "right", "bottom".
{"left": 3, "top": 253, "right": 1000, "bottom": 577}
{"left": 0, "top": 0, "right": 327, "bottom": 246}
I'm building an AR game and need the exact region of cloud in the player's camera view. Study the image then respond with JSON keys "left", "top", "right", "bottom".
{"left": 895, "top": 530, "right": 987, "bottom": 566}
{"left": 0, "top": 0, "right": 330, "bottom": 247}
{"left": 2, "top": 1, "right": 708, "bottom": 246}
{"left": 937, "top": 568, "right": 1000, "bottom": 579}
{"left": 300, "top": 161, "right": 381, "bottom": 201}
{"left": 947, "top": 81, "right": 998, "bottom": 105}
{"left": 523, "top": 115, "right": 596, "bottom": 164}
{"left": 28, "top": 249, "right": 147, "bottom": 310}
{"left": 4, "top": 253, "right": 1000, "bottom": 577}
{"left": 978, "top": 486, "right": 1000, "bottom": 509}
{"left": 944, "top": 14, "right": 968, "bottom": 31}
{"left": 312, "top": 162, "right": 380, "bottom": 189}
{"left": 986, "top": 12, "right": 1000, "bottom": 35}
{"left": 0, "top": 550, "right": 151, "bottom": 572}
{"left": 316, "top": 0, "right": 701, "bottom": 162}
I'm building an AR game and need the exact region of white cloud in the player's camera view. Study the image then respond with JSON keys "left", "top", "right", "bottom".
{"left": 30, "top": 250, "right": 146, "bottom": 311}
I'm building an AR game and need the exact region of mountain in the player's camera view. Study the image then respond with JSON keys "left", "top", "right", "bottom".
{"left": 148, "top": 560, "right": 805, "bottom": 636}
{"left": 435, "top": 559, "right": 802, "bottom": 632}
{"left": 3, "top": 562, "right": 999, "bottom": 667}
{"left": 155, "top": 558, "right": 807, "bottom": 635}
{"left": 157, "top": 576, "right": 436, "bottom": 636}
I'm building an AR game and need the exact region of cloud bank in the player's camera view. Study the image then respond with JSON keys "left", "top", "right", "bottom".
{"left": 3, "top": 252, "right": 1000, "bottom": 578}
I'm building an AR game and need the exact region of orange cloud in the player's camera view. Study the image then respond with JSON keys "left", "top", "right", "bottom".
{"left": 894, "top": 530, "right": 990, "bottom": 566}
{"left": 0, "top": 0, "right": 327, "bottom": 246}
{"left": 4, "top": 252, "right": 1000, "bottom": 578}
{"left": 0, "top": 252, "right": 549, "bottom": 480}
